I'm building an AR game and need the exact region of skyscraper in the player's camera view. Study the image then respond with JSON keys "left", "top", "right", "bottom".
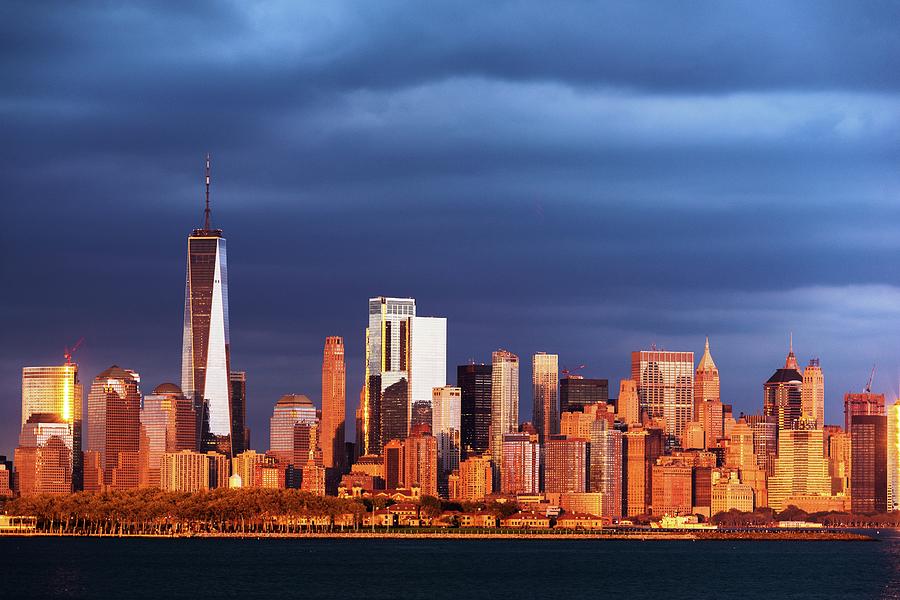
{"left": 269, "top": 394, "right": 317, "bottom": 464}
{"left": 844, "top": 391, "right": 885, "bottom": 432}
{"left": 589, "top": 421, "right": 623, "bottom": 519}
{"left": 559, "top": 377, "right": 609, "bottom": 415}
{"left": 321, "top": 336, "right": 346, "bottom": 470}
{"left": 140, "top": 383, "right": 197, "bottom": 488}
{"left": 404, "top": 424, "right": 439, "bottom": 497}
{"left": 432, "top": 386, "right": 461, "bottom": 484}
{"left": 632, "top": 350, "right": 694, "bottom": 446}
{"left": 801, "top": 358, "right": 824, "bottom": 429}
{"left": 363, "top": 296, "right": 416, "bottom": 455}
{"left": 763, "top": 343, "right": 803, "bottom": 437}
{"left": 767, "top": 419, "right": 830, "bottom": 511}
{"left": 182, "top": 156, "right": 233, "bottom": 456}
{"left": 87, "top": 366, "right": 142, "bottom": 491}
{"left": 850, "top": 414, "right": 887, "bottom": 514}
{"left": 500, "top": 432, "right": 540, "bottom": 495}
{"left": 616, "top": 379, "right": 640, "bottom": 426}
{"left": 457, "top": 363, "right": 492, "bottom": 458}
{"left": 229, "top": 371, "right": 247, "bottom": 455}
{"left": 622, "top": 425, "right": 664, "bottom": 516}
{"left": 694, "top": 338, "right": 723, "bottom": 447}
{"left": 21, "top": 363, "right": 83, "bottom": 489}
{"left": 544, "top": 435, "right": 588, "bottom": 494}
{"left": 532, "top": 352, "right": 559, "bottom": 441}
{"left": 409, "top": 316, "right": 447, "bottom": 429}
{"left": 14, "top": 414, "right": 73, "bottom": 496}
{"left": 889, "top": 401, "right": 900, "bottom": 511}
{"left": 490, "top": 350, "right": 519, "bottom": 482}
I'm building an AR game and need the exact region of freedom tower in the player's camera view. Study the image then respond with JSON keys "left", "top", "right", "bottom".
{"left": 181, "top": 155, "right": 233, "bottom": 456}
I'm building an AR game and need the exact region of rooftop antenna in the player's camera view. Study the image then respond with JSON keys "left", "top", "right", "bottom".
{"left": 204, "top": 153, "right": 211, "bottom": 230}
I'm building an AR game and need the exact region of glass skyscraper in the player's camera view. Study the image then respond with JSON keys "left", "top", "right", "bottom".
{"left": 181, "top": 156, "right": 233, "bottom": 456}
{"left": 631, "top": 350, "right": 694, "bottom": 447}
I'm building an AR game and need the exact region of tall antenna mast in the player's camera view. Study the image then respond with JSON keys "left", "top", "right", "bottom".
{"left": 204, "top": 153, "right": 211, "bottom": 230}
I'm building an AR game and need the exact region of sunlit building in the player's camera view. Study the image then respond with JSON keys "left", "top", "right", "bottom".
{"left": 650, "top": 463, "right": 693, "bottom": 516}
{"left": 181, "top": 157, "right": 234, "bottom": 456}
{"left": 321, "top": 336, "right": 346, "bottom": 471}
{"left": 532, "top": 352, "right": 559, "bottom": 441}
{"left": 14, "top": 414, "right": 73, "bottom": 496}
{"left": 632, "top": 350, "right": 694, "bottom": 447}
{"left": 801, "top": 359, "right": 824, "bottom": 430}
{"left": 711, "top": 472, "right": 754, "bottom": 515}
{"left": 763, "top": 344, "right": 803, "bottom": 438}
{"left": 616, "top": 379, "right": 640, "bottom": 427}
{"left": 231, "top": 450, "right": 265, "bottom": 488}
{"left": 457, "top": 363, "right": 492, "bottom": 458}
{"left": 544, "top": 435, "right": 588, "bottom": 494}
{"left": 404, "top": 424, "right": 439, "bottom": 498}
{"left": 490, "top": 350, "right": 519, "bottom": 484}
{"left": 140, "top": 383, "right": 196, "bottom": 488}
{"left": 452, "top": 454, "right": 493, "bottom": 502}
{"left": 889, "top": 401, "right": 900, "bottom": 511}
{"left": 363, "top": 296, "right": 416, "bottom": 455}
{"left": 501, "top": 432, "right": 540, "bottom": 495}
{"left": 844, "top": 391, "right": 885, "bottom": 433}
{"left": 268, "top": 394, "right": 317, "bottom": 464}
{"left": 160, "top": 450, "right": 228, "bottom": 492}
{"left": 21, "top": 363, "right": 83, "bottom": 489}
{"left": 432, "top": 386, "right": 461, "bottom": 494}
{"left": 409, "top": 316, "right": 447, "bottom": 432}
{"left": 589, "top": 421, "right": 622, "bottom": 519}
{"left": 746, "top": 414, "right": 777, "bottom": 476}
{"left": 825, "top": 425, "right": 850, "bottom": 495}
{"left": 622, "top": 426, "right": 664, "bottom": 516}
{"left": 87, "top": 366, "right": 142, "bottom": 491}
{"left": 767, "top": 419, "right": 830, "bottom": 511}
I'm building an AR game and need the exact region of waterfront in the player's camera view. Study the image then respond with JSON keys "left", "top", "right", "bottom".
{"left": 3, "top": 532, "right": 900, "bottom": 599}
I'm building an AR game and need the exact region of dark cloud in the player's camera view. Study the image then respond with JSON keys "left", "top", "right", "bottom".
{"left": 2, "top": 1, "right": 900, "bottom": 455}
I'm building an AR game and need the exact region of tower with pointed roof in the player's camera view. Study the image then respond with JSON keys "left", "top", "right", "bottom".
{"left": 181, "top": 155, "right": 233, "bottom": 457}
{"left": 764, "top": 338, "right": 803, "bottom": 440}
{"left": 694, "top": 337, "right": 722, "bottom": 448}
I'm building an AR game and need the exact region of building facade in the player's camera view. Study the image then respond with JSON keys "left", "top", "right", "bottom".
{"left": 457, "top": 363, "right": 492, "bottom": 459}
{"left": 850, "top": 414, "right": 887, "bottom": 514}
{"left": 801, "top": 359, "right": 824, "bottom": 430}
{"left": 321, "top": 336, "right": 346, "bottom": 470}
{"left": 490, "top": 350, "right": 519, "bottom": 483}
{"left": 631, "top": 350, "right": 694, "bottom": 446}
{"left": 559, "top": 377, "right": 609, "bottom": 415}
{"left": 500, "top": 432, "right": 540, "bottom": 495}
{"left": 532, "top": 352, "right": 559, "bottom": 441}
{"left": 87, "top": 366, "right": 142, "bottom": 491}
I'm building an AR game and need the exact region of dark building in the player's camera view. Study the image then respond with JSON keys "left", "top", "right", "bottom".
{"left": 559, "top": 377, "right": 609, "bottom": 414}
{"left": 381, "top": 379, "right": 409, "bottom": 444}
{"left": 844, "top": 392, "right": 885, "bottom": 433}
{"left": 692, "top": 466, "right": 713, "bottom": 511}
{"left": 457, "top": 363, "right": 492, "bottom": 459}
{"left": 230, "top": 371, "right": 247, "bottom": 455}
{"left": 850, "top": 414, "right": 887, "bottom": 513}
{"left": 763, "top": 346, "right": 803, "bottom": 440}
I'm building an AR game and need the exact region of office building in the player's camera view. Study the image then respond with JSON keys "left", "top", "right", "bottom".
{"left": 622, "top": 426, "right": 664, "bottom": 516}
{"left": 14, "top": 414, "right": 73, "bottom": 496}
{"left": 559, "top": 377, "right": 609, "bottom": 415}
{"left": 589, "top": 421, "right": 623, "bottom": 519}
{"left": 229, "top": 371, "right": 248, "bottom": 455}
{"left": 404, "top": 424, "right": 439, "bottom": 497}
{"left": 490, "top": 350, "right": 519, "bottom": 482}
{"left": 544, "top": 435, "right": 588, "bottom": 494}
{"left": 632, "top": 350, "right": 694, "bottom": 446}
{"left": 500, "top": 432, "right": 540, "bottom": 495}
{"left": 650, "top": 463, "right": 693, "bottom": 516}
{"left": 432, "top": 386, "right": 461, "bottom": 493}
{"left": 87, "top": 366, "right": 142, "bottom": 491}
{"left": 532, "top": 352, "right": 559, "bottom": 441}
{"left": 617, "top": 379, "right": 640, "bottom": 426}
{"left": 844, "top": 392, "right": 885, "bottom": 433}
{"left": 321, "top": 336, "right": 346, "bottom": 470}
{"left": 452, "top": 454, "right": 493, "bottom": 502}
{"left": 21, "top": 363, "right": 83, "bottom": 489}
{"left": 889, "top": 401, "right": 900, "bottom": 511}
{"left": 160, "top": 450, "right": 228, "bottom": 492}
{"left": 457, "top": 363, "right": 492, "bottom": 458}
{"left": 767, "top": 419, "right": 830, "bottom": 511}
{"left": 181, "top": 156, "right": 234, "bottom": 456}
{"left": 140, "top": 383, "right": 197, "bottom": 488}
{"left": 269, "top": 394, "right": 317, "bottom": 464}
{"left": 801, "top": 359, "right": 824, "bottom": 429}
{"left": 763, "top": 343, "right": 803, "bottom": 437}
{"left": 409, "top": 316, "right": 447, "bottom": 431}
{"left": 850, "top": 414, "right": 887, "bottom": 513}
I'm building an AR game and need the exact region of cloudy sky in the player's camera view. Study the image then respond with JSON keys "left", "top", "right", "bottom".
{"left": 2, "top": 1, "right": 899, "bottom": 456}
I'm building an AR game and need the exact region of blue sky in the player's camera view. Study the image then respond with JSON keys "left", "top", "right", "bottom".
{"left": 2, "top": 1, "right": 899, "bottom": 455}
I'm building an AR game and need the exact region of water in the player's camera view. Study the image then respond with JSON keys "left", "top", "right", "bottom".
{"left": 3, "top": 532, "right": 900, "bottom": 599}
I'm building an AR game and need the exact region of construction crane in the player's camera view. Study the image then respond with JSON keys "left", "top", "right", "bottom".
{"left": 561, "top": 364, "right": 586, "bottom": 378}
{"left": 865, "top": 363, "right": 876, "bottom": 394}
{"left": 64, "top": 337, "right": 84, "bottom": 365}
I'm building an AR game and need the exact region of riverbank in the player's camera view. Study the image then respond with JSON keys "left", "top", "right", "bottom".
{"left": 0, "top": 530, "right": 875, "bottom": 541}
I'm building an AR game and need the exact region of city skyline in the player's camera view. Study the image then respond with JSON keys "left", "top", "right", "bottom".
{"left": 3, "top": 2, "right": 900, "bottom": 459}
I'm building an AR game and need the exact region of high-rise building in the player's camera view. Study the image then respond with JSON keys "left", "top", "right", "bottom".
{"left": 532, "top": 352, "right": 559, "bottom": 441}
{"left": 229, "top": 371, "right": 248, "bottom": 455}
{"left": 363, "top": 296, "right": 416, "bottom": 455}
{"left": 694, "top": 337, "right": 720, "bottom": 404}
{"left": 453, "top": 454, "right": 493, "bottom": 502}
{"left": 500, "top": 432, "right": 540, "bottom": 495}
{"left": 650, "top": 463, "right": 693, "bottom": 516}
{"left": 632, "top": 350, "right": 694, "bottom": 446}
{"left": 268, "top": 394, "right": 317, "bottom": 464}
{"left": 711, "top": 472, "right": 755, "bottom": 515}
{"left": 409, "top": 316, "right": 447, "bottom": 430}
{"left": 844, "top": 392, "right": 885, "bottom": 433}
{"left": 889, "top": 401, "right": 900, "bottom": 511}
{"left": 850, "top": 414, "right": 887, "bottom": 514}
{"left": 801, "top": 359, "right": 824, "bottom": 429}
{"left": 767, "top": 419, "right": 830, "bottom": 511}
{"left": 231, "top": 450, "right": 265, "bottom": 488}
{"left": 140, "top": 383, "right": 197, "bottom": 488}
{"left": 490, "top": 350, "right": 519, "bottom": 483}
{"left": 622, "top": 426, "right": 664, "bottom": 516}
{"left": 160, "top": 450, "right": 228, "bottom": 492}
{"left": 589, "top": 421, "right": 623, "bottom": 519}
{"left": 21, "top": 363, "right": 83, "bottom": 489}
{"left": 87, "top": 366, "right": 142, "bottom": 491}
{"left": 457, "top": 363, "right": 492, "bottom": 458}
{"left": 559, "top": 377, "right": 609, "bottom": 415}
{"left": 404, "top": 425, "right": 439, "bottom": 497}
{"left": 432, "top": 386, "right": 461, "bottom": 490}
{"left": 825, "top": 426, "right": 851, "bottom": 495}
{"left": 746, "top": 414, "right": 778, "bottom": 476}
{"left": 763, "top": 343, "right": 803, "bottom": 437}
{"left": 321, "top": 336, "right": 346, "bottom": 471}
{"left": 617, "top": 379, "right": 640, "bottom": 426}
{"left": 383, "top": 439, "right": 405, "bottom": 490}
{"left": 14, "top": 414, "right": 73, "bottom": 496}
{"left": 544, "top": 435, "right": 588, "bottom": 494}
{"left": 181, "top": 156, "right": 234, "bottom": 457}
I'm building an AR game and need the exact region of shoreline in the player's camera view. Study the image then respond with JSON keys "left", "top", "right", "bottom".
{"left": 0, "top": 530, "right": 876, "bottom": 541}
